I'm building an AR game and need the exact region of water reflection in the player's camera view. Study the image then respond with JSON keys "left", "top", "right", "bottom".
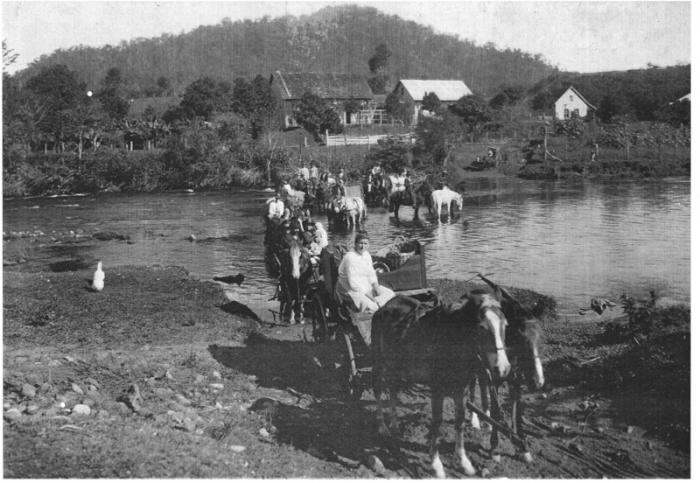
{"left": 3, "top": 178, "right": 690, "bottom": 319}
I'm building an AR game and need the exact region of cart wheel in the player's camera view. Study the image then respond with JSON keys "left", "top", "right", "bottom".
{"left": 373, "top": 262, "right": 391, "bottom": 274}
{"left": 340, "top": 330, "right": 364, "bottom": 401}
{"left": 309, "top": 293, "right": 329, "bottom": 342}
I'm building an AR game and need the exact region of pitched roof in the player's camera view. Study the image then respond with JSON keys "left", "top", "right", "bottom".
{"left": 271, "top": 71, "right": 373, "bottom": 100}
{"left": 558, "top": 86, "right": 596, "bottom": 110}
{"left": 396, "top": 79, "right": 473, "bottom": 102}
{"left": 128, "top": 96, "right": 180, "bottom": 118}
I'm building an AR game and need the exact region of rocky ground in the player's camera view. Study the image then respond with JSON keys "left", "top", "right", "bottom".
{"left": 3, "top": 264, "right": 690, "bottom": 478}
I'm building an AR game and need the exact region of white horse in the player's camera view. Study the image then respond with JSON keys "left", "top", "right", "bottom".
{"left": 431, "top": 187, "right": 463, "bottom": 221}
{"left": 335, "top": 196, "right": 366, "bottom": 228}
{"left": 281, "top": 187, "right": 306, "bottom": 211}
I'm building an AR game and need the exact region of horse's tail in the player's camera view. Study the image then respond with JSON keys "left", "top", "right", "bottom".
{"left": 290, "top": 244, "right": 301, "bottom": 279}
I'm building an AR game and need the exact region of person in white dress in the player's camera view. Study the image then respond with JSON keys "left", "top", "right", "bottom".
{"left": 335, "top": 232, "right": 395, "bottom": 313}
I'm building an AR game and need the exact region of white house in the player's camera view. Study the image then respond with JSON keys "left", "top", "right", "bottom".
{"left": 391, "top": 79, "right": 473, "bottom": 124}
{"left": 554, "top": 86, "right": 596, "bottom": 120}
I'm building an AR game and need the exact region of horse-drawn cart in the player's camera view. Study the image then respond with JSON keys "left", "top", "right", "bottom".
{"left": 304, "top": 239, "right": 437, "bottom": 400}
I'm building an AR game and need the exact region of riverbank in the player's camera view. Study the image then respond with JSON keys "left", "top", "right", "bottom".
{"left": 3, "top": 265, "right": 689, "bottom": 477}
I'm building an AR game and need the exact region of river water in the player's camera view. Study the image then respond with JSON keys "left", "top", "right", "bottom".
{"left": 3, "top": 176, "right": 689, "bottom": 319}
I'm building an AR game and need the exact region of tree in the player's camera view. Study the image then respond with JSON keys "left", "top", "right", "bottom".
{"left": 366, "top": 136, "right": 412, "bottom": 172}
{"left": 421, "top": 92, "right": 441, "bottom": 113}
{"left": 368, "top": 43, "right": 391, "bottom": 74}
{"left": 103, "top": 67, "right": 123, "bottom": 91}
{"left": 489, "top": 84, "right": 524, "bottom": 110}
{"left": 26, "top": 64, "right": 86, "bottom": 148}
{"left": 187, "top": 78, "right": 231, "bottom": 118}
{"left": 449, "top": 94, "right": 491, "bottom": 134}
{"left": 293, "top": 91, "right": 342, "bottom": 139}
{"left": 156, "top": 76, "right": 171, "bottom": 96}
{"left": 597, "top": 95, "right": 620, "bottom": 124}
{"left": 181, "top": 77, "right": 231, "bottom": 119}
{"left": 368, "top": 43, "right": 392, "bottom": 94}
{"left": 385, "top": 91, "right": 411, "bottom": 123}
{"left": 231, "top": 75, "right": 279, "bottom": 139}
{"left": 414, "top": 111, "right": 466, "bottom": 166}
{"left": 98, "top": 67, "right": 129, "bottom": 120}
{"left": 367, "top": 75, "right": 389, "bottom": 95}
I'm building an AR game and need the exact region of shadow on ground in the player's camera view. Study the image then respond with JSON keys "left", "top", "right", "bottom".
{"left": 208, "top": 333, "right": 492, "bottom": 477}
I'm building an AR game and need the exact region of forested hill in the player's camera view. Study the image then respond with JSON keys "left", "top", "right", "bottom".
{"left": 14, "top": 5, "right": 557, "bottom": 98}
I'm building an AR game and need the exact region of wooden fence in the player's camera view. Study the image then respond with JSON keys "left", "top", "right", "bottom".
{"left": 324, "top": 132, "right": 413, "bottom": 147}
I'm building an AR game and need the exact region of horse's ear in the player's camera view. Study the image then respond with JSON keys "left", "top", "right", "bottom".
{"left": 492, "top": 285, "right": 504, "bottom": 302}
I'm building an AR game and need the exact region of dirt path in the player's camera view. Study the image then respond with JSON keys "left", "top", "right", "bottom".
{"left": 3, "top": 266, "right": 689, "bottom": 478}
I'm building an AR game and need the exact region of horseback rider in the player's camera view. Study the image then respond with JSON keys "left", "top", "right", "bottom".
{"left": 388, "top": 168, "right": 410, "bottom": 200}
{"left": 368, "top": 163, "right": 383, "bottom": 193}
{"left": 309, "top": 161, "right": 319, "bottom": 191}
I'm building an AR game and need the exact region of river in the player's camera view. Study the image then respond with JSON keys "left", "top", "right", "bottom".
{"left": 3, "top": 176, "right": 689, "bottom": 319}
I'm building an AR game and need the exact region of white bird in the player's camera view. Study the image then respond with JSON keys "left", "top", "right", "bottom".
{"left": 91, "top": 261, "right": 105, "bottom": 292}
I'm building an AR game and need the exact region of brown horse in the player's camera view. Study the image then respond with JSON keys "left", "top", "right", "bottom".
{"left": 468, "top": 318, "right": 545, "bottom": 463}
{"left": 385, "top": 178, "right": 434, "bottom": 221}
{"left": 467, "top": 274, "right": 545, "bottom": 463}
{"left": 371, "top": 288, "right": 510, "bottom": 478}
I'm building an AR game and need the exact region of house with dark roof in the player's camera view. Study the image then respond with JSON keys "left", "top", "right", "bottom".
{"left": 270, "top": 71, "right": 374, "bottom": 129}
{"left": 390, "top": 79, "right": 473, "bottom": 125}
{"left": 554, "top": 86, "right": 596, "bottom": 120}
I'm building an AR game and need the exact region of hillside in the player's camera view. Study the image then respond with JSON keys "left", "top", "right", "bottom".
{"left": 13, "top": 5, "right": 557, "bottom": 98}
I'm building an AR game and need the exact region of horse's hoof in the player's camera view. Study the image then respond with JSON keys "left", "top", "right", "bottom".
{"left": 522, "top": 451, "right": 534, "bottom": 464}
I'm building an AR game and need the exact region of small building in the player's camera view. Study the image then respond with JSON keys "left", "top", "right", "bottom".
{"left": 554, "top": 86, "right": 596, "bottom": 120}
{"left": 390, "top": 79, "right": 473, "bottom": 125}
{"left": 270, "top": 71, "right": 374, "bottom": 129}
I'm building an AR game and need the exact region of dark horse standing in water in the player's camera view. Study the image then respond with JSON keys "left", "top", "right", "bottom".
{"left": 385, "top": 178, "right": 434, "bottom": 221}
{"left": 371, "top": 288, "right": 511, "bottom": 477}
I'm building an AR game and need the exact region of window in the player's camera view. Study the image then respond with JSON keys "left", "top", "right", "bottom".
{"left": 573, "top": 108, "right": 580, "bottom": 117}
{"left": 564, "top": 108, "right": 570, "bottom": 119}
{"left": 569, "top": 95, "right": 574, "bottom": 101}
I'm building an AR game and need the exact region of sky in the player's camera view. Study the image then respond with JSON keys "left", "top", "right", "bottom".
{"left": 1, "top": 1, "right": 692, "bottom": 75}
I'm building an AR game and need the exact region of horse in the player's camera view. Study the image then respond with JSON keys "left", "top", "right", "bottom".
{"left": 371, "top": 288, "right": 511, "bottom": 478}
{"left": 468, "top": 318, "right": 545, "bottom": 463}
{"left": 467, "top": 273, "right": 545, "bottom": 463}
{"left": 335, "top": 196, "right": 366, "bottom": 228}
{"left": 385, "top": 178, "right": 434, "bottom": 221}
{"left": 277, "top": 238, "right": 313, "bottom": 324}
{"left": 282, "top": 187, "right": 307, "bottom": 214}
{"left": 431, "top": 187, "right": 463, "bottom": 221}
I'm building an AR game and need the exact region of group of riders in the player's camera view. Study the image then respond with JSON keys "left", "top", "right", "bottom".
{"left": 263, "top": 162, "right": 416, "bottom": 325}
{"left": 263, "top": 159, "right": 459, "bottom": 325}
